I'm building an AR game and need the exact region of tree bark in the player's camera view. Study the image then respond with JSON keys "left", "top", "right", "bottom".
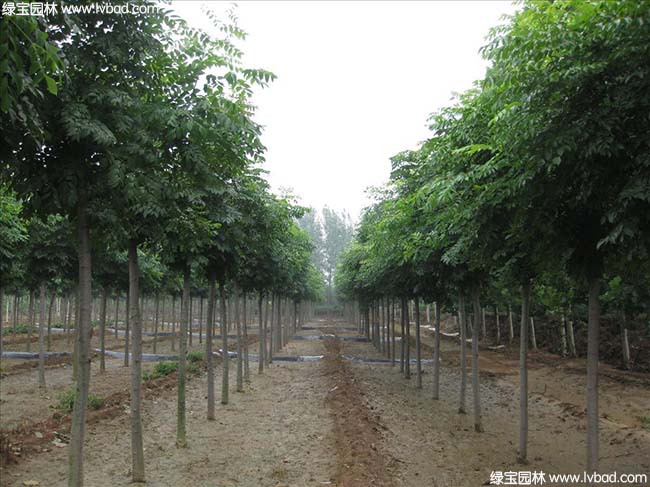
{"left": 47, "top": 292, "right": 55, "bottom": 351}
{"left": 124, "top": 291, "right": 130, "bottom": 367}
{"left": 495, "top": 306, "right": 501, "bottom": 345}
{"left": 621, "top": 311, "right": 630, "bottom": 370}
{"left": 586, "top": 277, "right": 601, "bottom": 473}
{"left": 38, "top": 283, "right": 46, "bottom": 388}
{"left": 171, "top": 295, "right": 176, "bottom": 352}
{"left": 404, "top": 298, "right": 411, "bottom": 379}
{"left": 153, "top": 293, "right": 160, "bottom": 355}
{"left": 99, "top": 287, "right": 108, "bottom": 373}
{"left": 458, "top": 291, "right": 467, "bottom": 414}
{"left": 27, "top": 289, "right": 35, "bottom": 352}
{"left": 518, "top": 281, "right": 531, "bottom": 464}
{"left": 243, "top": 292, "right": 250, "bottom": 382}
{"left": 199, "top": 296, "right": 203, "bottom": 344}
{"left": 567, "top": 314, "right": 577, "bottom": 357}
{"left": 391, "top": 298, "right": 396, "bottom": 366}
{"left": 471, "top": 286, "right": 482, "bottom": 432}
{"left": 433, "top": 301, "right": 441, "bottom": 400}
{"left": 235, "top": 289, "right": 243, "bottom": 393}
{"left": 414, "top": 296, "right": 422, "bottom": 389}
{"left": 114, "top": 295, "right": 119, "bottom": 340}
{"left": 68, "top": 188, "right": 93, "bottom": 487}
{"left": 206, "top": 273, "right": 216, "bottom": 420}
{"left": 220, "top": 283, "right": 229, "bottom": 405}
{"left": 177, "top": 265, "right": 190, "bottom": 448}
{"left": 560, "top": 311, "right": 568, "bottom": 358}
{"left": 529, "top": 316, "right": 538, "bottom": 350}
{"left": 481, "top": 306, "right": 487, "bottom": 340}
{"left": 128, "top": 240, "right": 145, "bottom": 481}
{"left": 508, "top": 305, "right": 514, "bottom": 343}
{"left": 268, "top": 293, "right": 274, "bottom": 364}
{"left": 258, "top": 293, "right": 265, "bottom": 374}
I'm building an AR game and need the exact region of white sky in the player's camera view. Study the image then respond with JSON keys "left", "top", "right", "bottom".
{"left": 171, "top": 1, "right": 518, "bottom": 219}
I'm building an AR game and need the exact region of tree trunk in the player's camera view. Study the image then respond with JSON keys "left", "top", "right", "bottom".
{"left": 518, "top": 281, "right": 531, "bottom": 464}
{"left": 188, "top": 295, "right": 193, "bottom": 348}
{"left": 567, "top": 315, "right": 577, "bottom": 357}
{"left": 481, "top": 306, "right": 487, "bottom": 340}
{"left": 38, "top": 282, "right": 46, "bottom": 388}
{"left": 508, "top": 305, "right": 514, "bottom": 343}
{"left": 529, "top": 317, "right": 538, "bottom": 350}
{"left": 243, "top": 292, "right": 250, "bottom": 382}
{"left": 471, "top": 286, "right": 482, "bottom": 432}
{"left": 27, "top": 289, "right": 35, "bottom": 352}
{"left": 495, "top": 306, "right": 501, "bottom": 345}
{"left": 220, "top": 283, "right": 229, "bottom": 405}
{"left": 391, "top": 298, "right": 396, "bottom": 366}
{"left": 199, "top": 297, "right": 203, "bottom": 344}
{"left": 404, "top": 298, "right": 410, "bottom": 379}
{"left": 414, "top": 296, "right": 422, "bottom": 389}
{"left": 68, "top": 189, "right": 93, "bottom": 487}
{"left": 114, "top": 295, "right": 119, "bottom": 339}
{"left": 177, "top": 265, "right": 190, "bottom": 448}
{"left": 235, "top": 289, "right": 243, "bottom": 393}
{"left": 258, "top": 293, "right": 265, "bottom": 374}
{"left": 124, "top": 291, "right": 130, "bottom": 367}
{"left": 458, "top": 291, "right": 467, "bottom": 415}
{"left": 620, "top": 311, "right": 630, "bottom": 370}
{"left": 99, "top": 287, "right": 108, "bottom": 373}
{"left": 47, "top": 292, "right": 55, "bottom": 351}
{"left": 153, "top": 293, "right": 160, "bottom": 355}
{"left": 264, "top": 294, "right": 270, "bottom": 366}
{"left": 399, "top": 299, "right": 405, "bottom": 373}
{"left": 268, "top": 294, "right": 274, "bottom": 364}
{"left": 586, "top": 277, "right": 601, "bottom": 473}
{"left": 128, "top": 240, "right": 145, "bottom": 481}
{"left": 206, "top": 273, "right": 216, "bottom": 420}
{"left": 560, "top": 311, "right": 568, "bottom": 358}
{"left": 0, "top": 288, "right": 3, "bottom": 357}
{"left": 433, "top": 301, "right": 441, "bottom": 400}
{"left": 171, "top": 295, "right": 176, "bottom": 352}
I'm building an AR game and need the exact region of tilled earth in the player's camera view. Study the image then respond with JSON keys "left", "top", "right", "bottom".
{"left": 1, "top": 319, "right": 649, "bottom": 486}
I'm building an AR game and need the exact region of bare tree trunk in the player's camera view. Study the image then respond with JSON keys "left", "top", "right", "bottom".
{"left": 404, "top": 298, "right": 411, "bottom": 379}
{"left": 124, "top": 291, "right": 130, "bottom": 367}
{"left": 99, "top": 287, "right": 108, "bottom": 373}
{"left": 518, "top": 282, "right": 531, "bottom": 464}
{"left": 206, "top": 273, "right": 216, "bottom": 420}
{"left": 171, "top": 295, "right": 177, "bottom": 352}
{"left": 268, "top": 293, "right": 275, "bottom": 364}
{"left": 508, "top": 305, "right": 514, "bottom": 343}
{"left": 243, "top": 292, "right": 250, "bottom": 382}
{"left": 414, "top": 296, "right": 422, "bottom": 389}
{"left": 567, "top": 314, "right": 577, "bottom": 357}
{"left": 432, "top": 302, "right": 441, "bottom": 400}
{"left": 399, "top": 299, "right": 405, "bottom": 373}
{"left": 495, "top": 306, "right": 501, "bottom": 345}
{"left": 68, "top": 189, "right": 93, "bottom": 487}
{"left": 0, "top": 288, "right": 4, "bottom": 357}
{"left": 620, "top": 311, "right": 630, "bottom": 370}
{"left": 529, "top": 317, "right": 538, "bottom": 350}
{"left": 458, "top": 291, "right": 467, "bottom": 414}
{"left": 471, "top": 286, "right": 482, "bottom": 432}
{"left": 264, "top": 294, "right": 270, "bottom": 366}
{"left": 188, "top": 295, "right": 193, "bottom": 348}
{"left": 391, "top": 298, "right": 396, "bottom": 366}
{"left": 114, "top": 295, "right": 119, "bottom": 339}
{"left": 258, "top": 293, "right": 265, "bottom": 374}
{"left": 38, "top": 283, "right": 46, "bottom": 388}
{"left": 220, "top": 283, "right": 229, "bottom": 405}
{"left": 177, "top": 265, "right": 190, "bottom": 448}
{"left": 47, "top": 292, "right": 55, "bottom": 351}
{"left": 153, "top": 293, "right": 159, "bottom": 355}
{"left": 27, "top": 289, "right": 35, "bottom": 352}
{"left": 560, "top": 311, "right": 568, "bottom": 358}
{"left": 199, "top": 297, "right": 203, "bottom": 344}
{"left": 128, "top": 240, "right": 145, "bottom": 481}
{"left": 235, "top": 289, "right": 243, "bottom": 393}
{"left": 481, "top": 306, "right": 487, "bottom": 340}
{"left": 586, "top": 277, "right": 601, "bottom": 473}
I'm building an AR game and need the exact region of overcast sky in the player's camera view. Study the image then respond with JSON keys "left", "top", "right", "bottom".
{"left": 172, "top": 1, "right": 518, "bottom": 219}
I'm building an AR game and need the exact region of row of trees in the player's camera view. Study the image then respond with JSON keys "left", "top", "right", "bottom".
{"left": 1, "top": 3, "right": 323, "bottom": 486}
{"left": 336, "top": 0, "right": 649, "bottom": 473}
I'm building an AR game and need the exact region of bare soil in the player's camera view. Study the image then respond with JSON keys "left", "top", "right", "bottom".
{"left": 1, "top": 319, "right": 648, "bottom": 486}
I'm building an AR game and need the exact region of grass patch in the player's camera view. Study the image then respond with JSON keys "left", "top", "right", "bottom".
{"left": 142, "top": 360, "right": 200, "bottom": 382}
{"left": 2, "top": 324, "right": 28, "bottom": 335}
{"left": 56, "top": 388, "right": 104, "bottom": 413}
{"left": 187, "top": 351, "right": 204, "bottom": 363}
{"left": 639, "top": 416, "right": 650, "bottom": 430}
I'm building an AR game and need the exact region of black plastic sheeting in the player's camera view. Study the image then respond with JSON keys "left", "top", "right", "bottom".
{"left": 1, "top": 351, "right": 72, "bottom": 359}
{"left": 292, "top": 334, "right": 368, "bottom": 342}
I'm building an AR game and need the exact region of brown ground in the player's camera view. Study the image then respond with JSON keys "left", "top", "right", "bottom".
{"left": 1, "top": 319, "right": 649, "bottom": 486}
